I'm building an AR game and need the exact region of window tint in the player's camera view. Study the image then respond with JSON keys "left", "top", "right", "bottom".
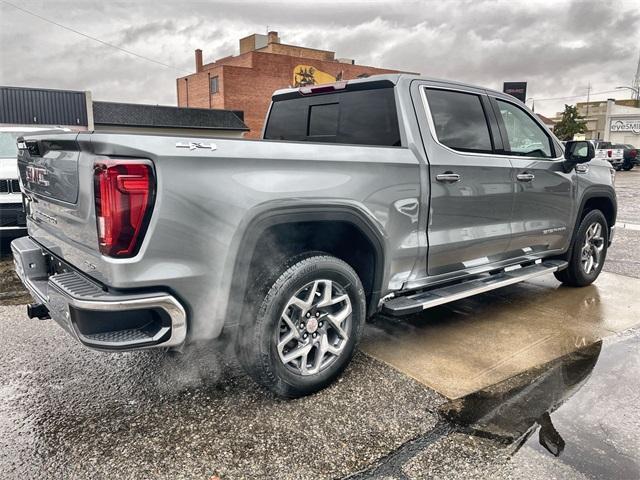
{"left": 308, "top": 103, "right": 338, "bottom": 137}
{"left": 497, "top": 100, "right": 552, "bottom": 158}
{"left": 424, "top": 89, "right": 492, "bottom": 153}
{"left": 264, "top": 88, "right": 401, "bottom": 147}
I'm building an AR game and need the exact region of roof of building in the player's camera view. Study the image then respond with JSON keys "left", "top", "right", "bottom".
{"left": 536, "top": 113, "right": 556, "bottom": 125}
{"left": 0, "top": 85, "right": 87, "bottom": 126}
{"left": 93, "top": 101, "right": 249, "bottom": 131}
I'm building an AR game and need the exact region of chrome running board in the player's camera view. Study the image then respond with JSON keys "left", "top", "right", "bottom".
{"left": 382, "top": 260, "right": 568, "bottom": 316}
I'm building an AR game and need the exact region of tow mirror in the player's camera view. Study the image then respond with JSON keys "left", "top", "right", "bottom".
{"left": 564, "top": 141, "right": 594, "bottom": 164}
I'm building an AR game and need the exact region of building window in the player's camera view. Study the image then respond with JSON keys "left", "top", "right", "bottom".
{"left": 210, "top": 76, "right": 219, "bottom": 95}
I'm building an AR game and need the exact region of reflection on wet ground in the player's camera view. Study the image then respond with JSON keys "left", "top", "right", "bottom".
{"left": 355, "top": 329, "right": 640, "bottom": 479}
{"left": 441, "top": 332, "right": 640, "bottom": 478}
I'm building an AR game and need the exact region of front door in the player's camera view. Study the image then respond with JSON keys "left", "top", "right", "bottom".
{"left": 419, "top": 86, "right": 515, "bottom": 276}
{"left": 490, "top": 97, "right": 575, "bottom": 256}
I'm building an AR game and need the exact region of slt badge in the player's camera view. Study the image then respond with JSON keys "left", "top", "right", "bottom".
{"left": 176, "top": 141, "right": 217, "bottom": 151}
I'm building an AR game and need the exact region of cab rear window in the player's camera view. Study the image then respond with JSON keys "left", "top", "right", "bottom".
{"left": 264, "top": 87, "right": 401, "bottom": 147}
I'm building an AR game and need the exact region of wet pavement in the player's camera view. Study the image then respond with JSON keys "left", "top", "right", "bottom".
{"left": 0, "top": 305, "right": 445, "bottom": 479}
{"left": 1, "top": 169, "right": 639, "bottom": 479}
{"left": 362, "top": 272, "right": 640, "bottom": 398}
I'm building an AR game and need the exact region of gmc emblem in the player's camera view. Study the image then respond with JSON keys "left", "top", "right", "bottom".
{"left": 26, "top": 165, "right": 50, "bottom": 187}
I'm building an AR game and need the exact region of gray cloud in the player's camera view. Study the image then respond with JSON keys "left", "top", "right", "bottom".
{"left": 0, "top": 0, "right": 638, "bottom": 116}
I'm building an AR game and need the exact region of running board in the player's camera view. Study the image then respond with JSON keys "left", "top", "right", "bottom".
{"left": 382, "top": 260, "right": 568, "bottom": 316}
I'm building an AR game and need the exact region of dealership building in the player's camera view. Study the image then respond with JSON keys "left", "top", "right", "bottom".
{"left": 604, "top": 100, "right": 640, "bottom": 145}
{"left": 176, "top": 32, "right": 404, "bottom": 137}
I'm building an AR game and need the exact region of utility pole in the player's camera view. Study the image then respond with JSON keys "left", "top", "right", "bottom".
{"left": 633, "top": 49, "right": 640, "bottom": 103}
{"left": 585, "top": 81, "right": 591, "bottom": 118}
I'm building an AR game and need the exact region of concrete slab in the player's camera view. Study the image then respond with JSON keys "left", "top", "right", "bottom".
{"left": 362, "top": 272, "right": 640, "bottom": 399}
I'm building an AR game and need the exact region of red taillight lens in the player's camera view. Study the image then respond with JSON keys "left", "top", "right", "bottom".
{"left": 631, "top": 149, "right": 637, "bottom": 159}
{"left": 94, "top": 159, "right": 155, "bottom": 258}
{"left": 607, "top": 150, "right": 612, "bottom": 158}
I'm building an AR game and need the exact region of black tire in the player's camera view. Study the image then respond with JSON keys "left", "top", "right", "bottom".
{"left": 622, "top": 162, "right": 634, "bottom": 171}
{"left": 236, "top": 253, "right": 366, "bottom": 398}
{"left": 554, "top": 209, "right": 608, "bottom": 287}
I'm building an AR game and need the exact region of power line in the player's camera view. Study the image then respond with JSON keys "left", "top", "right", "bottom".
{"left": 0, "top": 0, "right": 189, "bottom": 74}
{"left": 528, "top": 89, "right": 621, "bottom": 103}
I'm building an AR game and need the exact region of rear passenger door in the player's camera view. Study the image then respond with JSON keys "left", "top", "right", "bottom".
{"left": 489, "top": 96, "right": 574, "bottom": 256}
{"left": 418, "top": 85, "right": 514, "bottom": 276}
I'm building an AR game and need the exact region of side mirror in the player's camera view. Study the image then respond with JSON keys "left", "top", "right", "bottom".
{"left": 564, "top": 141, "right": 594, "bottom": 164}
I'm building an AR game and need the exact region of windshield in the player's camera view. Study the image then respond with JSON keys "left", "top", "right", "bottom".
{"left": 0, "top": 132, "right": 21, "bottom": 158}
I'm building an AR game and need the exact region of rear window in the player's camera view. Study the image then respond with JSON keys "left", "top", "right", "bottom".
{"left": 264, "top": 87, "right": 401, "bottom": 147}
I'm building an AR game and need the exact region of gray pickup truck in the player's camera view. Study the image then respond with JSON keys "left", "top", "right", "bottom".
{"left": 12, "top": 74, "right": 616, "bottom": 397}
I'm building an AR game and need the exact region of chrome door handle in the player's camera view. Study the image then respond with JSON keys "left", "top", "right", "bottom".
{"left": 436, "top": 173, "right": 461, "bottom": 183}
{"left": 516, "top": 173, "right": 535, "bottom": 182}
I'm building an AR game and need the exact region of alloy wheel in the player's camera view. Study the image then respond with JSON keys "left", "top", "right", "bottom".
{"left": 581, "top": 222, "right": 604, "bottom": 275}
{"left": 276, "top": 279, "right": 352, "bottom": 376}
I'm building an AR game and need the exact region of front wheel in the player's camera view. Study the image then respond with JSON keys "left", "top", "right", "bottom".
{"left": 554, "top": 209, "right": 608, "bottom": 287}
{"left": 237, "top": 254, "right": 366, "bottom": 398}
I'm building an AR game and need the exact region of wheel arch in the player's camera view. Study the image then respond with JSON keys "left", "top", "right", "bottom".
{"left": 577, "top": 187, "right": 617, "bottom": 229}
{"left": 568, "top": 187, "right": 617, "bottom": 255}
{"left": 224, "top": 204, "right": 387, "bottom": 328}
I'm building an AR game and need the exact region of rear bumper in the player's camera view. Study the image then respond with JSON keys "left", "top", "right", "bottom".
{"left": 11, "top": 236, "right": 187, "bottom": 351}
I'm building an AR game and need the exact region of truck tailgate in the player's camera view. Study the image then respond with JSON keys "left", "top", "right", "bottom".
{"left": 17, "top": 132, "right": 104, "bottom": 279}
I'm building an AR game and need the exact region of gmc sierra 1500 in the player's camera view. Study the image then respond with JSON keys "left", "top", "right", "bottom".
{"left": 12, "top": 74, "right": 616, "bottom": 397}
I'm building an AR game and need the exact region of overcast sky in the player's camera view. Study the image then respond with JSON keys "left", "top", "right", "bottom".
{"left": 1, "top": 0, "right": 639, "bottom": 116}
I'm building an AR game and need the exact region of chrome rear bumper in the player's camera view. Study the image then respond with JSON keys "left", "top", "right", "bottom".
{"left": 11, "top": 236, "right": 187, "bottom": 351}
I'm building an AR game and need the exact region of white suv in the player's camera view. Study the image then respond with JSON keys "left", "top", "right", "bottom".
{"left": 0, "top": 126, "right": 69, "bottom": 236}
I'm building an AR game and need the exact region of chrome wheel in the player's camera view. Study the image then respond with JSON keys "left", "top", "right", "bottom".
{"left": 581, "top": 222, "right": 604, "bottom": 275}
{"left": 276, "top": 279, "right": 352, "bottom": 376}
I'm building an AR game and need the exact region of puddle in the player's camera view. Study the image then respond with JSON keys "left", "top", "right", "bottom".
{"left": 441, "top": 331, "right": 640, "bottom": 478}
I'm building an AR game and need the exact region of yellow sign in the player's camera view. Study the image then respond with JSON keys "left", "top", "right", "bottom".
{"left": 293, "top": 65, "right": 339, "bottom": 87}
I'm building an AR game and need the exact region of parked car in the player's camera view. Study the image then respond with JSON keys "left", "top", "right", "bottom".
{"left": 0, "top": 127, "right": 70, "bottom": 238}
{"left": 592, "top": 140, "right": 624, "bottom": 170}
{"left": 614, "top": 143, "right": 638, "bottom": 171}
{"left": 12, "top": 75, "right": 616, "bottom": 397}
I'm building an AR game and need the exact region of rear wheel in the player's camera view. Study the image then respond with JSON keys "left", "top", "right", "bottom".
{"left": 237, "top": 254, "right": 366, "bottom": 398}
{"left": 554, "top": 210, "right": 608, "bottom": 287}
{"left": 622, "top": 161, "right": 634, "bottom": 171}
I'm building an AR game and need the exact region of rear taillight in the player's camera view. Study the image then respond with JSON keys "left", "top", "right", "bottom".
{"left": 607, "top": 150, "right": 612, "bottom": 158}
{"left": 631, "top": 149, "right": 637, "bottom": 159}
{"left": 93, "top": 159, "right": 155, "bottom": 258}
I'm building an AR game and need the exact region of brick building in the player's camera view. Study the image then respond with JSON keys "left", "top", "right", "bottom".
{"left": 176, "top": 32, "right": 403, "bottom": 137}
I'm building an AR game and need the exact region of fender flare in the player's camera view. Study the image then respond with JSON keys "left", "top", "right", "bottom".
{"left": 223, "top": 203, "right": 387, "bottom": 326}
{"left": 566, "top": 186, "right": 617, "bottom": 255}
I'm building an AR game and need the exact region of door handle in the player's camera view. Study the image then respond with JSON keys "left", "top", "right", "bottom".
{"left": 436, "top": 172, "right": 461, "bottom": 183}
{"left": 516, "top": 172, "right": 535, "bottom": 182}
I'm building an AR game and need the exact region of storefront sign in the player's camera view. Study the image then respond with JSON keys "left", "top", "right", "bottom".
{"left": 503, "top": 82, "right": 527, "bottom": 103}
{"left": 610, "top": 119, "right": 640, "bottom": 134}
